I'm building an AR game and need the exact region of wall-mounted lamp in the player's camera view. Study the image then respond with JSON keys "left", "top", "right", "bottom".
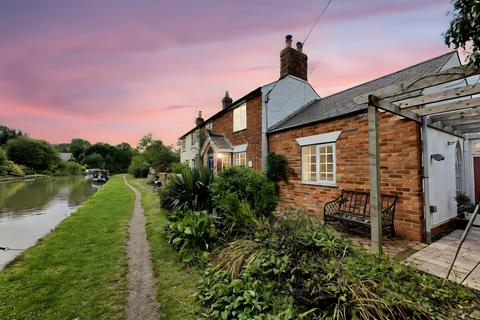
{"left": 447, "top": 141, "right": 457, "bottom": 146}
{"left": 431, "top": 154, "right": 445, "bottom": 161}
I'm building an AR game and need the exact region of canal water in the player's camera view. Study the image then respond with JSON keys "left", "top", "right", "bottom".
{"left": 0, "top": 176, "right": 97, "bottom": 269}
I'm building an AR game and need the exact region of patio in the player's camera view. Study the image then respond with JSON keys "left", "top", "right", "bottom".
{"left": 405, "top": 227, "right": 480, "bottom": 290}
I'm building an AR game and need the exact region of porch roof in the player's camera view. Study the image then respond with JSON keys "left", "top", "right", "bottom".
{"left": 200, "top": 132, "right": 233, "bottom": 155}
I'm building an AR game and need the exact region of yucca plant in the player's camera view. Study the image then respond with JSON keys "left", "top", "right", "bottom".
{"left": 160, "top": 166, "right": 214, "bottom": 211}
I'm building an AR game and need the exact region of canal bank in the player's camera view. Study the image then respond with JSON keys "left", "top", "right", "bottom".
{"left": 0, "top": 176, "right": 96, "bottom": 268}
{"left": 0, "top": 175, "right": 134, "bottom": 319}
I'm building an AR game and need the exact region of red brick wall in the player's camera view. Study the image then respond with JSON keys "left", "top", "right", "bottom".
{"left": 211, "top": 94, "right": 263, "bottom": 171}
{"left": 268, "top": 112, "right": 425, "bottom": 241}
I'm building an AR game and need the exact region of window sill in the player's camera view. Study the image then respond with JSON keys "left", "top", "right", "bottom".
{"left": 301, "top": 181, "right": 338, "bottom": 188}
{"left": 233, "top": 128, "right": 247, "bottom": 133}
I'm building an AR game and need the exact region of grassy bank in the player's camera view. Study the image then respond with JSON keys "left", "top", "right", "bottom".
{"left": 0, "top": 175, "right": 134, "bottom": 319}
{"left": 128, "top": 177, "right": 201, "bottom": 319}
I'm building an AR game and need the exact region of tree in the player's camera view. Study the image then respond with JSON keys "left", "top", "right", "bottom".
{"left": 6, "top": 136, "right": 59, "bottom": 171}
{"left": 69, "top": 138, "right": 91, "bottom": 159}
{"left": 0, "top": 125, "right": 25, "bottom": 145}
{"left": 81, "top": 153, "right": 104, "bottom": 169}
{"left": 137, "top": 133, "right": 154, "bottom": 152}
{"left": 445, "top": 0, "right": 480, "bottom": 68}
{"left": 143, "top": 140, "right": 177, "bottom": 170}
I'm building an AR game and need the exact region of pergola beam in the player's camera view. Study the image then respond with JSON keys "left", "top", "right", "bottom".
{"left": 414, "top": 96, "right": 480, "bottom": 116}
{"left": 396, "top": 84, "right": 480, "bottom": 109}
{"left": 354, "top": 64, "right": 478, "bottom": 104}
{"left": 451, "top": 122, "right": 480, "bottom": 131}
{"left": 430, "top": 108, "right": 480, "bottom": 121}
{"left": 368, "top": 95, "right": 420, "bottom": 121}
{"left": 440, "top": 115, "right": 480, "bottom": 126}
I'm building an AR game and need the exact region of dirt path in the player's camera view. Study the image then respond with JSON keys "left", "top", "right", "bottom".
{"left": 124, "top": 177, "right": 159, "bottom": 320}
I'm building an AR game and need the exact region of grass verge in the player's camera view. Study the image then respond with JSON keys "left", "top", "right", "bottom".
{"left": 0, "top": 175, "right": 134, "bottom": 319}
{"left": 128, "top": 177, "right": 201, "bottom": 319}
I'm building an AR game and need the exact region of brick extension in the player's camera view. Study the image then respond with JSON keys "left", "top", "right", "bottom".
{"left": 268, "top": 111, "right": 425, "bottom": 241}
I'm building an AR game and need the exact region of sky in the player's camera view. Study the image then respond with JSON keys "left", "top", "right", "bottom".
{"left": 0, "top": 0, "right": 457, "bottom": 147}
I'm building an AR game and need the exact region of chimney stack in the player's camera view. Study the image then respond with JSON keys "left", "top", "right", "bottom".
{"left": 195, "top": 111, "right": 204, "bottom": 127}
{"left": 222, "top": 91, "right": 233, "bottom": 109}
{"left": 280, "top": 35, "right": 308, "bottom": 81}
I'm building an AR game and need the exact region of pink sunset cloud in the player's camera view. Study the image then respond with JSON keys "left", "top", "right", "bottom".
{"left": 0, "top": 0, "right": 455, "bottom": 147}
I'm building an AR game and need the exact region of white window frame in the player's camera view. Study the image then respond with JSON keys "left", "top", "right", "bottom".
{"left": 233, "top": 103, "right": 247, "bottom": 132}
{"left": 301, "top": 143, "right": 336, "bottom": 186}
{"left": 233, "top": 152, "right": 246, "bottom": 166}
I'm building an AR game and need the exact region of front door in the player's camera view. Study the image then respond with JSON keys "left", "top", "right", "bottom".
{"left": 208, "top": 154, "right": 214, "bottom": 171}
{"left": 474, "top": 157, "right": 480, "bottom": 203}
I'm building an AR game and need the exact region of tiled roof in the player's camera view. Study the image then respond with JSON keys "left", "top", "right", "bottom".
{"left": 209, "top": 132, "right": 233, "bottom": 151}
{"left": 269, "top": 52, "right": 457, "bottom": 132}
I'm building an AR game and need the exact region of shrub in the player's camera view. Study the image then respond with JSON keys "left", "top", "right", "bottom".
{"left": 266, "top": 152, "right": 290, "bottom": 183}
{"left": 198, "top": 212, "right": 478, "bottom": 319}
{"left": 0, "top": 149, "right": 6, "bottom": 175}
{"left": 5, "top": 161, "right": 25, "bottom": 176}
{"left": 128, "top": 155, "right": 150, "bottom": 178}
{"left": 54, "top": 160, "right": 84, "bottom": 176}
{"left": 456, "top": 191, "right": 476, "bottom": 212}
{"left": 160, "top": 166, "right": 214, "bottom": 211}
{"left": 171, "top": 162, "right": 190, "bottom": 174}
{"left": 6, "top": 136, "right": 59, "bottom": 171}
{"left": 165, "top": 211, "right": 218, "bottom": 263}
{"left": 211, "top": 166, "right": 277, "bottom": 219}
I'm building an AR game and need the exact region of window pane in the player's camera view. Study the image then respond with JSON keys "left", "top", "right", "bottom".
{"left": 475, "top": 143, "right": 480, "bottom": 153}
{"left": 233, "top": 103, "right": 247, "bottom": 132}
{"left": 326, "top": 145, "right": 333, "bottom": 153}
{"left": 302, "top": 146, "right": 316, "bottom": 182}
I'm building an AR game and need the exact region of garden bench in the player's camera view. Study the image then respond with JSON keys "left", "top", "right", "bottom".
{"left": 324, "top": 190, "right": 397, "bottom": 236}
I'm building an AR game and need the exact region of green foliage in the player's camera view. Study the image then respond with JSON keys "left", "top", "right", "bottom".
{"left": 266, "top": 152, "right": 290, "bottom": 183}
{"left": 128, "top": 155, "right": 150, "bottom": 178}
{"left": 197, "top": 212, "right": 477, "bottom": 319}
{"left": 160, "top": 167, "right": 214, "bottom": 211}
{"left": 0, "top": 149, "right": 6, "bottom": 174}
{"left": 456, "top": 191, "right": 476, "bottom": 212}
{"left": 165, "top": 211, "right": 218, "bottom": 264}
{"left": 81, "top": 142, "right": 133, "bottom": 173}
{"left": 6, "top": 136, "right": 59, "bottom": 171}
{"left": 143, "top": 140, "right": 178, "bottom": 170}
{"left": 53, "top": 160, "right": 84, "bottom": 176}
{"left": 445, "top": 0, "right": 480, "bottom": 68}
{"left": 0, "top": 125, "right": 25, "bottom": 146}
{"left": 81, "top": 152, "right": 104, "bottom": 169}
{"left": 69, "top": 138, "right": 91, "bottom": 159}
{"left": 211, "top": 166, "right": 277, "bottom": 219}
{"left": 171, "top": 162, "right": 190, "bottom": 174}
{"left": 5, "top": 161, "right": 25, "bottom": 176}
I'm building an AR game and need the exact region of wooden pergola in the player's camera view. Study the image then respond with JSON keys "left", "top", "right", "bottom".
{"left": 354, "top": 64, "right": 480, "bottom": 253}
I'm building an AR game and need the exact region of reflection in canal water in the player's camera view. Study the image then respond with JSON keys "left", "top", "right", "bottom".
{"left": 0, "top": 176, "right": 97, "bottom": 268}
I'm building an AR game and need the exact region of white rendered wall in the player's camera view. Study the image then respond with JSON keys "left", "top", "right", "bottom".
{"left": 179, "top": 131, "right": 199, "bottom": 168}
{"left": 426, "top": 127, "right": 463, "bottom": 226}
{"left": 260, "top": 75, "right": 320, "bottom": 170}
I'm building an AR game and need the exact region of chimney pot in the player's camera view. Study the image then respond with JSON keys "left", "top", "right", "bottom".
{"left": 285, "top": 34, "right": 293, "bottom": 47}
{"left": 195, "top": 110, "right": 204, "bottom": 127}
{"left": 296, "top": 42, "right": 303, "bottom": 53}
{"left": 222, "top": 91, "right": 233, "bottom": 109}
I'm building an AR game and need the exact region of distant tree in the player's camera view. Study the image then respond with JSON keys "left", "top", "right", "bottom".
{"left": 143, "top": 140, "right": 177, "bottom": 170}
{"left": 81, "top": 153, "right": 104, "bottom": 169}
{"left": 54, "top": 143, "right": 71, "bottom": 153}
{"left": 137, "top": 133, "right": 154, "bottom": 152}
{"left": 6, "top": 136, "right": 59, "bottom": 171}
{"left": 115, "top": 142, "right": 135, "bottom": 172}
{"left": 0, "top": 125, "right": 25, "bottom": 145}
{"left": 445, "top": 0, "right": 480, "bottom": 68}
{"left": 69, "top": 138, "right": 91, "bottom": 159}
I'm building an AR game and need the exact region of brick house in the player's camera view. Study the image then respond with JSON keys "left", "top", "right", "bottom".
{"left": 179, "top": 35, "right": 469, "bottom": 242}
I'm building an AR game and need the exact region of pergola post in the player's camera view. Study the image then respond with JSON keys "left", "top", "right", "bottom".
{"left": 368, "top": 95, "right": 383, "bottom": 254}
